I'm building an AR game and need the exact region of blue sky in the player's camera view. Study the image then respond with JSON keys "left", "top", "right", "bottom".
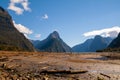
{"left": 0, "top": 0, "right": 120, "bottom": 47}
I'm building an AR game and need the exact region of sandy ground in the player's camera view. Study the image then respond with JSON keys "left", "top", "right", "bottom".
{"left": 0, "top": 51, "right": 120, "bottom": 80}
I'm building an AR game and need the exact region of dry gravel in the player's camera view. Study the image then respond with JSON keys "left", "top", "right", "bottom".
{"left": 0, "top": 51, "right": 120, "bottom": 80}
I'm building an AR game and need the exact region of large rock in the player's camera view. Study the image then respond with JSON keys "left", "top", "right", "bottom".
{"left": 0, "top": 6, "right": 35, "bottom": 51}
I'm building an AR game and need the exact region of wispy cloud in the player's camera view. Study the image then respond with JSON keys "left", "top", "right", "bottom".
{"left": 13, "top": 21, "right": 33, "bottom": 38}
{"left": 8, "top": 0, "right": 31, "bottom": 15}
{"left": 35, "top": 34, "right": 41, "bottom": 38}
{"left": 42, "top": 14, "right": 48, "bottom": 20}
{"left": 83, "top": 26, "right": 120, "bottom": 38}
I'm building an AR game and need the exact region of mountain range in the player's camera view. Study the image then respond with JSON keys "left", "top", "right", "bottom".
{"left": 72, "top": 35, "right": 113, "bottom": 52}
{"left": 1, "top": 6, "right": 120, "bottom": 52}
{"left": 32, "top": 31, "right": 72, "bottom": 52}
{"left": 0, "top": 6, "right": 35, "bottom": 51}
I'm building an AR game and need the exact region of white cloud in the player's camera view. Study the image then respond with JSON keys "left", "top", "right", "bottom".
{"left": 83, "top": 26, "right": 120, "bottom": 38}
{"left": 21, "top": 0, "right": 31, "bottom": 11}
{"left": 42, "top": 14, "right": 48, "bottom": 20}
{"left": 13, "top": 21, "right": 33, "bottom": 38}
{"left": 8, "top": 0, "right": 31, "bottom": 15}
{"left": 35, "top": 34, "right": 41, "bottom": 38}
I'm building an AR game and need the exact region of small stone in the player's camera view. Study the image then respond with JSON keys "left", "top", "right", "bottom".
{"left": 2, "top": 63, "right": 7, "bottom": 68}
{"left": 43, "top": 76, "right": 49, "bottom": 80}
{"left": 11, "top": 74, "right": 18, "bottom": 80}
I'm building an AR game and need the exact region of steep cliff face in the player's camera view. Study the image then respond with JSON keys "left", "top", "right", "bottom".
{"left": 0, "top": 6, "right": 35, "bottom": 51}
{"left": 108, "top": 33, "right": 120, "bottom": 48}
{"left": 34, "top": 31, "right": 72, "bottom": 52}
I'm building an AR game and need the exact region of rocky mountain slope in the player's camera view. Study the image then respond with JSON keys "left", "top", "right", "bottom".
{"left": 0, "top": 6, "right": 35, "bottom": 51}
{"left": 102, "top": 33, "right": 120, "bottom": 52}
{"left": 108, "top": 33, "right": 120, "bottom": 48}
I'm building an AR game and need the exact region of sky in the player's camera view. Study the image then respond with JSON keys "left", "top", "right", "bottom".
{"left": 0, "top": 0, "right": 120, "bottom": 47}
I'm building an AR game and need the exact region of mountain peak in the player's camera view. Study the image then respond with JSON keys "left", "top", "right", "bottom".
{"left": 0, "top": 6, "right": 5, "bottom": 12}
{"left": 53, "top": 31, "right": 59, "bottom": 34}
{"left": 33, "top": 31, "right": 71, "bottom": 52}
{"left": 94, "top": 35, "right": 102, "bottom": 39}
{"left": 72, "top": 35, "right": 113, "bottom": 52}
{"left": 49, "top": 31, "right": 60, "bottom": 39}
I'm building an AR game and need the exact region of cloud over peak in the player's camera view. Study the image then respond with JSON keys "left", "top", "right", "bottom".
{"left": 8, "top": 0, "right": 31, "bottom": 15}
{"left": 83, "top": 26, "right": 120, "bottom": 38}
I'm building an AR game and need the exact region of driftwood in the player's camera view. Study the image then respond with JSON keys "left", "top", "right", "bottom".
{"left": 40, "top": 70, "right": 88, "bottom": 74}
{"left": 100, "top": 73, "right": 111, "bottom": 78}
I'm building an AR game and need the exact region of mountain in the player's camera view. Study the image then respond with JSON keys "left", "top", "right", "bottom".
{"left": 33, "top": 31, "right": 72, "bottom": 52}
{"left": 89, "top": 35, "right": 110, "bottom": 52}
{"left": 101, "top": 33, "right": 120, "bottom": 52}
{"left": 72, "top": 39, "right": 93, "bottom": 52}
{"left": 31, "top": 40, "right": 40, "bottom": 47}
{"left": 108, "top": 33, "right": 120, "bottom": 48}
{"left": 0, "top": 6, "right": 35, "bottom": 51}
{"left": 72, "top": 35, "right": 113, "bottom": 52}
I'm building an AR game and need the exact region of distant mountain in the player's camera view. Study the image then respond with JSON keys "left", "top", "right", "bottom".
{"left": 33, "top": 31, "right": 72, "bottom": 52}
{"left": 108, "top": 33, "right": 120, "bottom": 48}
{"left": 0, "top": 6, "right": 35, "bottom": 51}
{"left": 72, "top": 35, "right": 113, "bottom": 52}
{"left": 31, "top": 40, "right": 41, "bottom": 51}
{"left": 31, "top": 40, "right": 40, "bottom": 47}
{"left": 89, "top": 35, "right": 111, "bottom": 52}
{"left": 72, "top": 39, "right": 93, "bottom": 52}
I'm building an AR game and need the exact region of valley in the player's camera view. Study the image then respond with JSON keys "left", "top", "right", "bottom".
{"left": 0, "top": 51, "right": 120, "bottom": 80}
{"left": 0, "top": 4, "right": 120, "bottom": 80}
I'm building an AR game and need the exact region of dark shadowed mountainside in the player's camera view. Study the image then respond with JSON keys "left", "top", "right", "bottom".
{"left": 33, "top": 31, "right": 72, "bottom": 52}
{"left": 108, "top": 33, "right": 120, "bottom": 48}
{"left": 102, "top": 33, "right": 120, "bottom": 52}
{"left": 0, "top": 6, "right": 35, "bottom": 51}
